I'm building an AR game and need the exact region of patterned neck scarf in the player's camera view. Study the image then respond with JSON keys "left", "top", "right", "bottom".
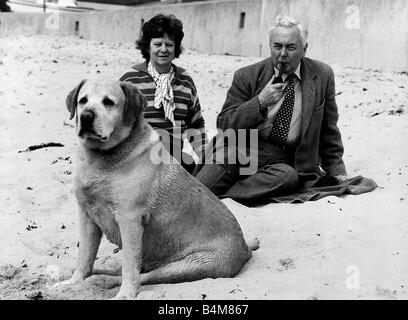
{"left": 148, "top": 62, "right": 176, "bottom": 126}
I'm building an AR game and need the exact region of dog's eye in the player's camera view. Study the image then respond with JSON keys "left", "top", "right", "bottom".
{"left": 103, "top": 97, "right": 115, "bottom": 107}
{"left": 78, "top": 97, "right": 88, "bottom": 104}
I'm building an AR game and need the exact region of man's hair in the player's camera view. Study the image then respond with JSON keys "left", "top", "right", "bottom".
{"left": 136, "top": 14, "right": 184, "bottom": 61}
{"left": 268, "top": 15, "right": 308, "bottom": 48}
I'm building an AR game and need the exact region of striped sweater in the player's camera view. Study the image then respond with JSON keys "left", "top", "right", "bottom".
{"left": 119, "top": 62, "right": 207, "bottom": 161}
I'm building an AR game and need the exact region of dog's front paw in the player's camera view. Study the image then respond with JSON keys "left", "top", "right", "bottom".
{"left": 111, "top": 292, "right": 138, "bottom": 300}
{"left": 111, "top": 286, "right": 138, "bottom": 300}
{"left": 136, "top": 289, "right": 164, "bottom": 300}
{"left": 54, "top": 279, "right": 79, "bottom": 289}
{"left": 53, "top": 273, "right": 84, "bottom": 289}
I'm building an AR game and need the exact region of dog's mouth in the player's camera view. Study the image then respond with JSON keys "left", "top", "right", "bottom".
{"left": 78, "top": 128, "right": 108, "bottom": 141}
{"left": 78, "top": 111, "right": 108, "bottom": 142}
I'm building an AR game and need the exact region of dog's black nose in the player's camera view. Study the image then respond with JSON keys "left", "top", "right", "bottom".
{"left": 80, "top": 109, "right": 95, "bottom": 128}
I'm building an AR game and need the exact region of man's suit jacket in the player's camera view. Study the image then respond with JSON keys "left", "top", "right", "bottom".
{"left": 216, "top": 56, "right": 347, "bottom": 187}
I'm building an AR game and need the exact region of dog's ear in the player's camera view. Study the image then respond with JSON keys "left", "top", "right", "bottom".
{"left": 66, "top": 80, "right": 86, "bottom": 120}
{"left": 120, "top": 81, "right": 147, "bottom": 126}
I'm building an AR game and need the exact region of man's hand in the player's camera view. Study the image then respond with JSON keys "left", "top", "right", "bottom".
{"left": 334, "top": 175, "right": 348, "bottom": 183}
{"left": 258, "top": 76, "right": 286, "bottom": 110}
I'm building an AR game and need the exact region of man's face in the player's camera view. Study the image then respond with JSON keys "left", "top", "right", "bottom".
{"left": 269, "top": 26, "right": 307, "bottom": 74}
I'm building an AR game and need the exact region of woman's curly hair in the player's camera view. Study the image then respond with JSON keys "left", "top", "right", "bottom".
{"left": 136, "top": 14, "right": 184, "bottom": 61}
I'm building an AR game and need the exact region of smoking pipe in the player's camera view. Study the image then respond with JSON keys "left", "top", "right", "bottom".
{"left": 272, "top": 64, "right": 284, "bottom": 84}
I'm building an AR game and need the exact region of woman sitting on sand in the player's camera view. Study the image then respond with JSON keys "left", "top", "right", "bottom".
{"left": 119, "top": 14, "right": 207, "bottom": 174}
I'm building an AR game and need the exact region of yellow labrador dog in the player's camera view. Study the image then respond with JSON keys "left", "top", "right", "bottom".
{"left": 55, "top": 79, "right": 259, "bottom": 299}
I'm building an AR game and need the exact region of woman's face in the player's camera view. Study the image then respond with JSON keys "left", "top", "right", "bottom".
{"left": 148, "top": 33, "right": 175, "bottom": 72}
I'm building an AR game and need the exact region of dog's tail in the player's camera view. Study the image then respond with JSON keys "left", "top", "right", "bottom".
{"left": 246, "top": 237, "right": 260, "bottom": 251}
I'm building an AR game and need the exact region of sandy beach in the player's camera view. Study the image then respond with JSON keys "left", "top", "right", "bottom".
{"left": 0, "top": 34, "right": 407, "bottom": 300}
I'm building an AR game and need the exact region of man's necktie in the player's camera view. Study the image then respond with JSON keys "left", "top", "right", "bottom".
{"left": 270, "top": 73, "right": 296, "bottom": 145}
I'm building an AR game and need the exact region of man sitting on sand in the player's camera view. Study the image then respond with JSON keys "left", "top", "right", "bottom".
{"left": 194, "top": 15, "right": 348, "bottom": 205}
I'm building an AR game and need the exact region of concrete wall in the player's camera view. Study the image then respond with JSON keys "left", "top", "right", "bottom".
{"left": 77, "top": 0, "right": 159, "bottom": 5}
{"left": 0, "top": 12, "right": 85, "bottom": 36}
{"left": 1, "top": 0, "right": 407, "bottom": 71}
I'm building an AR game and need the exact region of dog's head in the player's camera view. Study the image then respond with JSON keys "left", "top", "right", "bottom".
{"left": 66, "top": 80, "right": 147, "bottom": 150}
